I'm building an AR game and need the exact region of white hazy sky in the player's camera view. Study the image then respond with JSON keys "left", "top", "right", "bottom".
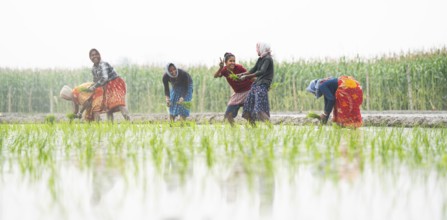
{"left": 0, "top": 0, "right": 446, "bottom": 69}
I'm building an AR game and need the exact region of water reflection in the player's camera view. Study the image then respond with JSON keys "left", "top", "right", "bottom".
{"left": 220, "top": 158, "right": 276, "bottom": 218}
{"left": 257, "top": 172, "right": 275, "bottom": 218}
{"left": 337, "top": 153, "right": 361, "bottom": 181}
{"left": 90, "top": 163, "right": 119, "bottom": 206}
{"left": 314, "top": 129, "right": 362, "bottom": 182}
{"left": 221, "top": 160, "right": 245, "bottom": 203}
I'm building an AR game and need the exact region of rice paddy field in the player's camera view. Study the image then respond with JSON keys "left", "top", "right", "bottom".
{"left": 0, "top": 122, "right": 446, "bottom": 220}
{"left": 1, "top": 49, "right": 447, "bottom": 220}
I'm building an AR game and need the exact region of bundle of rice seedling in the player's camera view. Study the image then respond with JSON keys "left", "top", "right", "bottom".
{"left": 306, "top": 112, "right": 321, "bottom": 119}
{"left": 78, "top": 87, "right": 93, "bottom": 93}
{"left": 66, "top": 113, "right": 76, "bottom": 121}
{"left": 178, "top": 101, "right": 192, "bottom": 110}
{"left": 44, "top": 114, "right": 56, "bottom": 124}
{"left": 269, "top": 82, "right": 282, "bottom": 91}
{"left": 228, "top": 73, "right": 239, "bottom": 81}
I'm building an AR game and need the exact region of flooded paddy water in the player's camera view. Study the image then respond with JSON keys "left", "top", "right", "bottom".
{"left": 0, "top": 113, "right": 446, "bottom": 220}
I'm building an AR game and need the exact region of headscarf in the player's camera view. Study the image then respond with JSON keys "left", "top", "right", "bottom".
{"left": 60, "top": 85, "right": 74, "bottom": 101}
{"left": 165, "top": 63, "right": 178, "bottom": 78}
{"left": 256, "top": 42, "right": 271, "bottom": 58}
{"left": 306, "top": 79, "right": 324, "bottom": 98}
{"left": 89, "top": 48, "right": 100, "bottom": 57}
{"left": 306, "top": 77, "right": 334, "bottom": 98}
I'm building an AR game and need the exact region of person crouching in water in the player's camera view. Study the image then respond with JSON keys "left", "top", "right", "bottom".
{"left": 163, "top": 63, "right": 194, "bottom": 121}
{"left": 306, "top": 76, "right": 363, "bottom": 128}
{"left": 213, "top": 52, "right": 254, "bottom": 125}
{"left": 60, "top": 83, "right": 103, "bottom": 121}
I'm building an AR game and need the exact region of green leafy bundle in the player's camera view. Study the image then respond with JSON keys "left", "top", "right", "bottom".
{"left": 78, "top": 87, "right": 92, "bottom": 93}
{"left": 306, "top": 112, "right": 321, "bottom": 119}
{"left": 66, "top": 113, "right": 76, "bottom": 121}
{"left": 178, "top": 101, "right": 192, "bottom": 110}
{"left": 228, "top": 73, "right": 239, "bottom": 81}
{"left": 44, "top": 114, "right": 56, "bottom": 124}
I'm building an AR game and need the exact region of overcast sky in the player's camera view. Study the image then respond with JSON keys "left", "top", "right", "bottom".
{"left": 0, "top": 0, "right": 446, "bottom": 69}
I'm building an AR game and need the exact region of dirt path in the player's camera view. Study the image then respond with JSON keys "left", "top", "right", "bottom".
{"left": 1, "top": 111, "right": 446, "bottom": 127}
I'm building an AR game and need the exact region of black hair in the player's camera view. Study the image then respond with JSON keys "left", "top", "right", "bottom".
{"left": 224, "top": 52, "right": 235, "bottom": 62}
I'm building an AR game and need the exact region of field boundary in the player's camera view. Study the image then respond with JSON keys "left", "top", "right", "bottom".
{"left": 1, "top": 111, "right": 446, "bottom": 127}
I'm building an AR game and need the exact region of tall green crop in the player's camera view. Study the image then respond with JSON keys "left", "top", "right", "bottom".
{"left": 0, "top": 48, "right": 446, "bottom": 113}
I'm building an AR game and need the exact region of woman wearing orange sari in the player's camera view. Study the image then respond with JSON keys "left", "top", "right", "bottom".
{"left": 60, "top": 82, "right": 104, "bottom": 121}
{"left": 306, "top": 76, "right": 363, "bottom": 128}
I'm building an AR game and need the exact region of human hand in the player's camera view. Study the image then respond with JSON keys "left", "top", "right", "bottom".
{"left": 219, "top": 57, "right": 224, "bottom": 69}
{"left": 178, "top": 97, "right": 184, "bottom": 104}
{"left": 165, "top": 97, "right": 171, "bottom": 107}
{"left": 165, "top": 96, "right": 171, "bottom": 107}
{"left": 320, "top": 113, "right": 326, "bottom": 119}
{"left": 87, "top": 85, "right": 96, "bottom": 92}
{"left": 240, "top": 75, "right": 247, "bottom": 80}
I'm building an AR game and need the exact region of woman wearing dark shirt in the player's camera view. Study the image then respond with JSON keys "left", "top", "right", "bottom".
{"left": 163, "top": 63, "right": 193, "bottom": 121}
{"left": 214, "top": 52, "right": 253, "bottom": 125}
{"left": 237, "top": 42, "right": 274, "bottom": 125}
{"left": 87, "top": 49, "right": 130, "bottom": 121}
{"left": 306, "top": 76, "right": 363, "bottom": 127}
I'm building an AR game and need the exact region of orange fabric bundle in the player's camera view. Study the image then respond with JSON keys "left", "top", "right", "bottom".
{"left": 72, "top": 82, "right": 104, "bottom": 120}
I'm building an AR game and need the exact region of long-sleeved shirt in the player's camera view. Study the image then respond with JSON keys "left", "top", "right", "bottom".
{"left": 250, "top": 55, "right": 274, "bottom": 87}
{"left": 319, "top": 77, "right": 339, "bottom": 120}
{"left": 91, "top": 61, "right": 119, "bottom": 88}
{"left": 163, "top": 69, "right": 193, "bottom": 98}
{"left": 219, "top": 64, "right": 252, "bottom": 93}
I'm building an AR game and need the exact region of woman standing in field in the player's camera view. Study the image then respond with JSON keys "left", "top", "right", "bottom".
{"left": 163, "top": 63, "right": 194, "bottom": 121}
{"left": 237, "top": 42, "right": 274, "bottom": 125}
{"left": 306, "top": 76, "right": 363, "bottom": 128}
{"left": 87, "top": 48, "right": 130, "bottom": 121}
{"left": 214, "top": 52, "right": 254, "bottom": 125}
{"left": 60, "top": 82, "right": 104, "bottom": 121}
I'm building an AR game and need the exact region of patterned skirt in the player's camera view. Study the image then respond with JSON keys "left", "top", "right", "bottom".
{"left": 333, "top": 76, "right": 363, "bottom": 128}
{"left": 228, "top": 90, "right": 250, "bottom": 106}
{"left": 169, "top": 81, "right": 193, "bottom": 117}
{"left": 103, "top": 77, "right": 127, "bottom": 111}
{"left": 242, "top": 83, "right": 270, "bottom": 120}
{"left": 72, "top": 82, "right": 103, "bottom": 121}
